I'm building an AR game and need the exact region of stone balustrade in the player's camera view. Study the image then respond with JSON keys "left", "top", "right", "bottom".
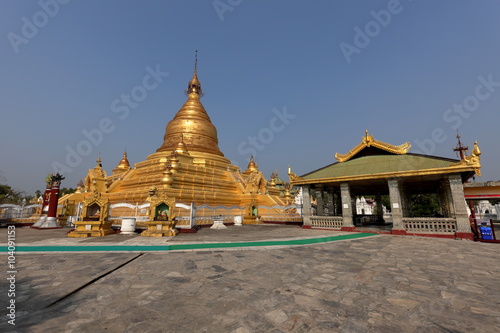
{"left": 310, "top": 216, "right": 344, "bottom": 229}
{"left": 402, "top": 217, "right": 457, "bottom": 233}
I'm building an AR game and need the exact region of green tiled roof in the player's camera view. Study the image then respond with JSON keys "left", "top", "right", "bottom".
{"left": 302, "top": 154, "right": 458, "bottom": 180}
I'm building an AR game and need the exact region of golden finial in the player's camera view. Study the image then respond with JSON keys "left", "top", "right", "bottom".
{"left": 96, "top": 153, "right": 102, "bottom": 167}
{"left": 187, "top": 50, "right": 203, "bottom": 96}
{"left": 194, "top": 50, "right": 198, "bottom": 74}
{"left": 175, "top": 133, "right": 190, "bottom": 155}
{"left": 245, "top": 155, "right": 258, "bottom": 172}
{"left": 453, "top": 131, "right": 468, "bottom": 160}
{"left": 116, "top": 151, "right": 130, "bottom": 169}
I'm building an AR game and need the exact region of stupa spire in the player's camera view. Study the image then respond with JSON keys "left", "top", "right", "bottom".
{"left": 186, "top": 50, "right": 203, "bottom": 96}
{"left": 156, "top": 52, "right": 225, "bottom": 157}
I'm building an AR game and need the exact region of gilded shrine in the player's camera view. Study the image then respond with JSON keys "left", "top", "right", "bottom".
{"left": 61, "top": 57, "right": 298, "bottom": 237}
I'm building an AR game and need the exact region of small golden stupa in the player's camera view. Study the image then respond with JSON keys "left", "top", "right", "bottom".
{"left": 62, "top": 53, "right": 295, "bottom": 236}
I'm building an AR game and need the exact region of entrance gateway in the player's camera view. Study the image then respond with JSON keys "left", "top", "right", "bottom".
{"left": 290, "top": 131, "right": 482, "bottom": 240}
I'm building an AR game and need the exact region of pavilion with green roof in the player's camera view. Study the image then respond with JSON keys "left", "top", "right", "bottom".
{"left": 290, "top": 131, "right": 482, "bottom": 240}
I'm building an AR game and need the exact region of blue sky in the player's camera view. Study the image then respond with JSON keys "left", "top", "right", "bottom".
{"left": 1, "top": 0, "right": 499, "bottom": 195}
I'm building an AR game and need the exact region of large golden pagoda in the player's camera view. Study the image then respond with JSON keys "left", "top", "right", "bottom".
{"left": 62, "top": 56, "right": 296, "bottom": 236}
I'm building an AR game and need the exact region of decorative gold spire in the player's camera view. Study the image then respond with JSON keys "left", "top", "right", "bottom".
{"left": 116, "top": 152, "right": 130, "bottom": 170}
{"left": 186, "top": 50, "right": 203, "bottom": 96}
{"left": 156, "top": 52, "right": 225, "bottom": 157}
{"left": 174, "top": 134, "right": 190, "bottom": 155}
{"left": 453, "top": 132, "right": 468, "bottom": 160}
{"left": 245, "top": 155, "right": 259, "bottom": 173}
{"left": 96, "top": 154, "right": 102, "bottom": 168}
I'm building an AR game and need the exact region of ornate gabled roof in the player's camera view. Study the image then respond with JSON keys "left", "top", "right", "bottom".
{"left": 334, "top": 130, "right": 411, "bottom": 162}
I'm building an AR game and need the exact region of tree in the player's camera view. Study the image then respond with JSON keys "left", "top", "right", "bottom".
{"left": 410, "top": 193, "right": 440, "bottom": 217}
{"left": 0, "top": 185, "right": 27, "bottom": 204}
{"left": 60, "top": 187, "right": 76, "bottom": 196}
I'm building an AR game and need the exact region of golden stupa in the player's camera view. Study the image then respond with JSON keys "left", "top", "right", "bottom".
{"left": 61, "top": 55, "right": 296, "bottom": 237}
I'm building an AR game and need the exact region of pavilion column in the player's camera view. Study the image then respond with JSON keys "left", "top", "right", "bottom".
{"left": 448, "top": 174, "right": 474, "bottom": 240}
{"left": 335, "top": 189, "right": 342, "bottom": 216}
{"left": 301, "top": 185, "right": 312, "bottom": 227}
{"left": 438, "top": 179, "right": 454, "bottom": 217}
{"left": 315, "top": 186, "right": 324, "bottom": 216}
{"left": 387, "top": 178, "right": 405, "bottom": 234}
{"left": 324, "top": 189, "right": 333, "bottom": 216}
{"left": 398, "top": 180, "right": 411, "bottom": 218}
{"left": 340, "top": 182, "right": 355, "bottom": 231}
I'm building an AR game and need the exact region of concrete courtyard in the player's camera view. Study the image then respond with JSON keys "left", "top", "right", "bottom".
{"left": 1, "top": 225, "right": 499, "bottom": 332}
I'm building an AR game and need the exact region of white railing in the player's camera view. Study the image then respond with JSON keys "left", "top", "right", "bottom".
{"left": 310, "top": 216, "right": 344, "bottom": 229}
{"left": 402, "top": 218, "right": 457, "bottom": 233}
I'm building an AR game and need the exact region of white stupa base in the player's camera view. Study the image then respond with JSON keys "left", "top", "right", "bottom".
{"left": 32, "top": 216, "right": 61, "bottom": 229}
{"left": 211, "top": 220, "right": 227, "bottom": 229}
{"left": 31, "top": 216, "right": 46, "bottom": 228}
{"left": 120, "top": 218, "right": 137, "bottom": 235}
{"left": 234, "top": 216, "right": 242, "bottom": 226}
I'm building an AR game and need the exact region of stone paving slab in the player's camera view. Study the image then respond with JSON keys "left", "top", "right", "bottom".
{"left": 1, "top": 226, "right": 499, "bottom": 332}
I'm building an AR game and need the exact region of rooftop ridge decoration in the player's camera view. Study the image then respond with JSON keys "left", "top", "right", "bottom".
{"left": 450, "top": 141, "right": 482, "bottom": 176}
{"left": 334, "top": 130, "right": 411, "bottom": 163}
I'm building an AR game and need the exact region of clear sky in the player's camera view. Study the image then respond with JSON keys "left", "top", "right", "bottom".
{"left": 1, "top": 0, "right": 499, "bottom": 195}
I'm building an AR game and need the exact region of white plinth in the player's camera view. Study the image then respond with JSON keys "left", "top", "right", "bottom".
{"left": 211, "top": 220, "right": 227, "bottom": 229}
{"left": 33, "top": 216, "right": 61, "bottom": 228}
{"left": 121, "top": 218, "right": 137, "bottom": 234}
{"left": 32, "top": 216, "right": 46, "bottom": 228}
{"left": 234, "top": 216, "right": 242, "bottom": 226}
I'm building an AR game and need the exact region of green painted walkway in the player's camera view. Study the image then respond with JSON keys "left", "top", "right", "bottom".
{"left": 1, "top": 232, "right": 376, "bottom": 253}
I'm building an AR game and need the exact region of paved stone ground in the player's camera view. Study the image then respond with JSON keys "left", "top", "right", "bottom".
{"left": 1, "top": 225, "right": 499, "bottom": 332}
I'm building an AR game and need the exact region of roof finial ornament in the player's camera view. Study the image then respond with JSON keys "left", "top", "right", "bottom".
{"left": 453, "top": 130, "right": 468, "bottom": 160}
{"left": 186, "top": 50, "right": 203, "bottom": 96}
{"left": 194, "top": 49, "right": 198, "bottom": 74}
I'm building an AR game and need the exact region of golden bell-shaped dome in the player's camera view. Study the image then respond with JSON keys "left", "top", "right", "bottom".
{"left": 116, "top": 152, "right": 130, "bottom": 170}
{"left": 156, "top": 56, "right": 224, "bottom": 157}
{"left": 244, "top": 155, "right": 259, "bottom": 173}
